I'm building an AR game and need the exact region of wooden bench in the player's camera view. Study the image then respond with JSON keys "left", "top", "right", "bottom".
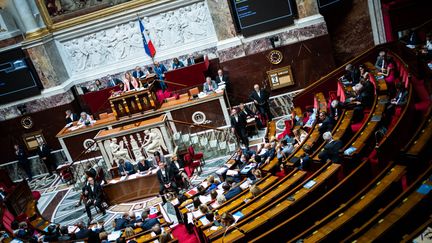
{"left": 210, "top": 162, "right": 341, "bottom": 242}
{"left": 302, "top": 165, "right": 405, "bottom": 242}
{"left": 202, "top": 169, "right": 308, "bottom": 237}
{"left": 343, "top": 164, "right": 432, "bottom": 242}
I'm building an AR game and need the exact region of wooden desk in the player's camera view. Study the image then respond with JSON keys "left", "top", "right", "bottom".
{"left": 109, "top": 84, "right": 159, "bottom": 119}
{"left": 103, "top": 172, "right": 160, "bottom": 204}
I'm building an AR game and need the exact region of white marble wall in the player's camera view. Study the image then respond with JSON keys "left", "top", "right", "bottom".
{"left": 57, "top": 0, "right": 217, "bottom": 81}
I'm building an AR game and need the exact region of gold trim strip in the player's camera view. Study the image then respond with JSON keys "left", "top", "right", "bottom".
{"left": 35, "top": 0, "right": 159, "bottom": 32}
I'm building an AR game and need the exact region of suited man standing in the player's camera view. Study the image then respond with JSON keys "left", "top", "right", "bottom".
{"left": 37, "top": 141, "right": 56, "bottom": 175}
{"left": 215, "top": 69, "right": 230, "bottom": 86}
{"left": 14, "top": 144, "right": 32, "bottom": 181}
{"left": 153, "top": 61, "right": 168, "bottom": 91}
{"left": 156, "top": 162, "right": 177, "bottom": 194}
{"left": 230, "top": 108, "right": 249, "bottom": 148}
{"left": 249, "top": 84, "right": 272, "bottom": 121}
{"left": 318, "top": 132, "right": 343, "bottom": 163}
{"left": 84, "top": 177, "right": 106, "bottom": 223}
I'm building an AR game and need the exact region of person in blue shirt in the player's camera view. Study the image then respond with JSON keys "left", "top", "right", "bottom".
{"left": 153, "top": 61, "right": 168, "bottom": 91}
{"left": 118, "top": 159, "right": 135, "bottom": 176}
{"left": 172, "top": 58, "right": 184, "bottom": 70}
{"left": 203, "top": 76, "right": 218, "bottom": 93}
{"left": 222, "top": 183, "right": 242, "bottom": 200}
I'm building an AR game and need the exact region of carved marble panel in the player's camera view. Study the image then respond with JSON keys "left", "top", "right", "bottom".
{"left": 206, "top": 0, "right": 236, "bottom": 40}
{"left": 60, "top": 1, "right": 217, "bottom": 74}
{"left": 0, "top": 90, "right": 75, "bottom": 121}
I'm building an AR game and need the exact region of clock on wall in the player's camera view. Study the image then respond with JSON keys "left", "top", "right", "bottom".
{"left": 268, "top": 50, "right": 283, "bottom": 65}
{"left": 21, "top": 116, "right": 33, "bottom": 129}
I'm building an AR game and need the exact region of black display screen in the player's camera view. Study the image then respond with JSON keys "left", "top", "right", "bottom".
{"left": 0, "top": 48, "right": 41, "bottom": 104}
{"left": 230, "top": 0, "right": 294, "bottom": 37}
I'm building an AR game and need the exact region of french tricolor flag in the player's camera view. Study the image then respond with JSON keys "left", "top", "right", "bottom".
{"left": 138, "top": 17, "right": 156, "bottom": 58}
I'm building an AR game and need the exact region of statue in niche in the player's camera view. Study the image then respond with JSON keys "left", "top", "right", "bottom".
{"left": 141, "top": 128, "right": 167, "bottom": 154}
{"left": 108, "top": 137, "right": 133, "bottom": 163}
{"left": 129, "top": 134, "right": 143, "bottom": 160}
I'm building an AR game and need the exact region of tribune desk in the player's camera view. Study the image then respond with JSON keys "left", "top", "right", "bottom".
{"left": 109, "top": 83, "right": 160, "bottom": 119}
{"left": 103, "top": 170, "right": 160, "bottom": 204}
{"left": 57, "top": 91, "right": 230, "bottom": 163}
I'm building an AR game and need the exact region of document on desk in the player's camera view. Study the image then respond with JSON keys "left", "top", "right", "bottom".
{"left": 107, "top": 231, "right": 122, "bottom": 241}
{"left": 120, "top": 176, "right": 127, "bottom": 181}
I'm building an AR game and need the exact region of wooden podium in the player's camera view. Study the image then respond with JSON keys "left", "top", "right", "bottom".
{"left": 109, "top": 83, "right": 160, "bottom": 119}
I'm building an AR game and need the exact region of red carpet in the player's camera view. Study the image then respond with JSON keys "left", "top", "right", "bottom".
{"left": 171, "top": 224, "right": 200, "bottom": 243}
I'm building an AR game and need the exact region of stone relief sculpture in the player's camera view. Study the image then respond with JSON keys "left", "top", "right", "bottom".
{"left": 107, "top": 137, "right": 133, "bottom": 163}
{"left": 61, "top": 1, "right": 216, "bottom": 73}
{"left": 141, "top": 128, "right": 167, "bottom": 154}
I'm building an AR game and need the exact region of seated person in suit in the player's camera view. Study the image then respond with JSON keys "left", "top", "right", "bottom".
{"left": 186, "top": 54, "right": 195, "bottom": 66}
{"left": 171, "top": 57, "right": 185, "bottom": 69}
{"left": 157, "top": 162, "right": 178, "bottom": 194}
{"left": 203, "top": 76, "right": 218, "bottom": 93}
{"left": 137, "top": 157, "right": 153, "bottom": 173}
{"left": 77, "top": 112, "right": 96, "bottom": 128}
{"left": 298, "top": 144, "right": 312, "bottom": 170}
{"left": 114, "top": 213, "right": 131, "bottom": 231}
{"left": 343, "top": 64, "right": 361, "bottom": 85}
{"left": 276, "top": 140, "right": 294, "bottom": 162}
{"left": 375, "top": 50, "right": 387, "bottom": 71}
{"left": 222, "top": 183, "right": 242, "bottom": 200}
{"left": 168, "top": 155, "right": 191, "bottom": 188}
{"left": 318, "top": 111, "right": 335, "bottom": 135}
{"left": 330, "top": 100, "right": 343, "bottom": 120}
{"left": 135, "top": 211, "right": 159, "bottom": 230}
{"left": 349, "top": 82, "right": 375, "bottom": 123}
{"left": 215, "top": 69, "right": 229, "bottom": 85}
{"left": 92, "top": 79, "right": 105, "bottom": 91}
{"left": 84, "top": 177, "right": 106, "bottom": 223}
{"left": 107, "top": 74, "right": 123, "bottom": 87}
{"left": 318, "top": 132, "right": 343, "bottom": 163}
{"left": 118, "top": 159, "right": 135, "bottom": 176}
{"left": 65, "top": 109, "right": 79, "bottom": 124}
{"left": 391, "top": 82, "right": 408, "bottom": 106}
{"left": 132, "top": 66, "right": 146, "bottom": 79}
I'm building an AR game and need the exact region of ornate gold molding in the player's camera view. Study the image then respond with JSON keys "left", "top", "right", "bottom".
{"left": 24, "top": 27, "right": 50, "bottom": 40}
{"left": 35, "top": 0, "right": 159, "bottom": 33}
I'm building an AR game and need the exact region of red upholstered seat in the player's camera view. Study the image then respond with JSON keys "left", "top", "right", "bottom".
{"left": 183, "top": 154, "right": 201, "bottom": 178}
{"left": 2, "top": 208, "right": 15, "bottom": 234}
{"left": 188, "top": 145, "right": 204, "bottom": 164}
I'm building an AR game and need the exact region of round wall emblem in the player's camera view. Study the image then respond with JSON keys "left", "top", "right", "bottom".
{"left": 21, "top": 116, "right": 33, "bottom": 129}
{"left": 268, "top": 50, "right": 283, "bottom": 64}
{"left": 192, "top": 111, "right": 206, "bottom": 125}
{"left": 83, "top": 139, "right": 98, "bottom": 152}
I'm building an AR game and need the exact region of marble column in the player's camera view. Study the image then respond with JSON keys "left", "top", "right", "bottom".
{"left": 13, "top": 0, "right": 40, "bottom": 33}
{"left": 368, "top": 0, "right": 386, "bottom": 44}
{"left": 296, "top": 0, "right": 319, "bottom": 19}
{"left": 24, "top": 40, "right": 69, "bottom": 89}
{"left": 206, "top": 0, "right": 237, "bottom": 41}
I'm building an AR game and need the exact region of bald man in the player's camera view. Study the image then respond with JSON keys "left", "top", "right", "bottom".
{"left": 249, "top": 84, "right": 272, "bottom": 121}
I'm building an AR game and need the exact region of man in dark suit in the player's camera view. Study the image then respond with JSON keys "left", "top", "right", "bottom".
{"left": 14, "top": 144, "right": 32, "bottom": 180}
{"left": 230, "top": 108, "right": 249, "bottom": 148}
{"left": 118, "top": 159, "right": 135, "bottom": 176}
{"left": 318, "top": 111, "right": 335, "bottom": 135}
{"left": 222, "top": 183, "right": 242, "bottom": 200}
{"left": 249, "top": 84, "right": 272, "bottom": 120}
{"left": 344, "top": 64, "right": 361, "bottom": 84}
{"left": 65, "top": 110, "right": 79, "bottom": 124}
{"left": 132, "top": 66, "right": 145, "bottom": 79}
{"left": 153, "top": 61, "right": 168, "bottom": 90}
{"left": 318, "top": 132, "right": 343, "bottom": 163}
{"left": 215, "top": 69, "right": 230, "bottom": 85}
{"left": 137, "top": 157, "right": 154, "bottom": 173}
{"left": 84, "top": 177, "right": 106, "bottom": 223}
{"left": 37, "top": 142, "right": 56, "bottom": 175}
{"left": 156, "top": 162, "right": 177, "bottom": 194}
{"left": 136, "top": 211, "right": 159, "bottom": 230}
{"left": 106, "top": 75, "right": 123, "bottom": 87}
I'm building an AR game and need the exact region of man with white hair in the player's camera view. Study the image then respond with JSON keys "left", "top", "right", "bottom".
{"left": 318, "top": 132, "right": 343, "bottom": 163}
